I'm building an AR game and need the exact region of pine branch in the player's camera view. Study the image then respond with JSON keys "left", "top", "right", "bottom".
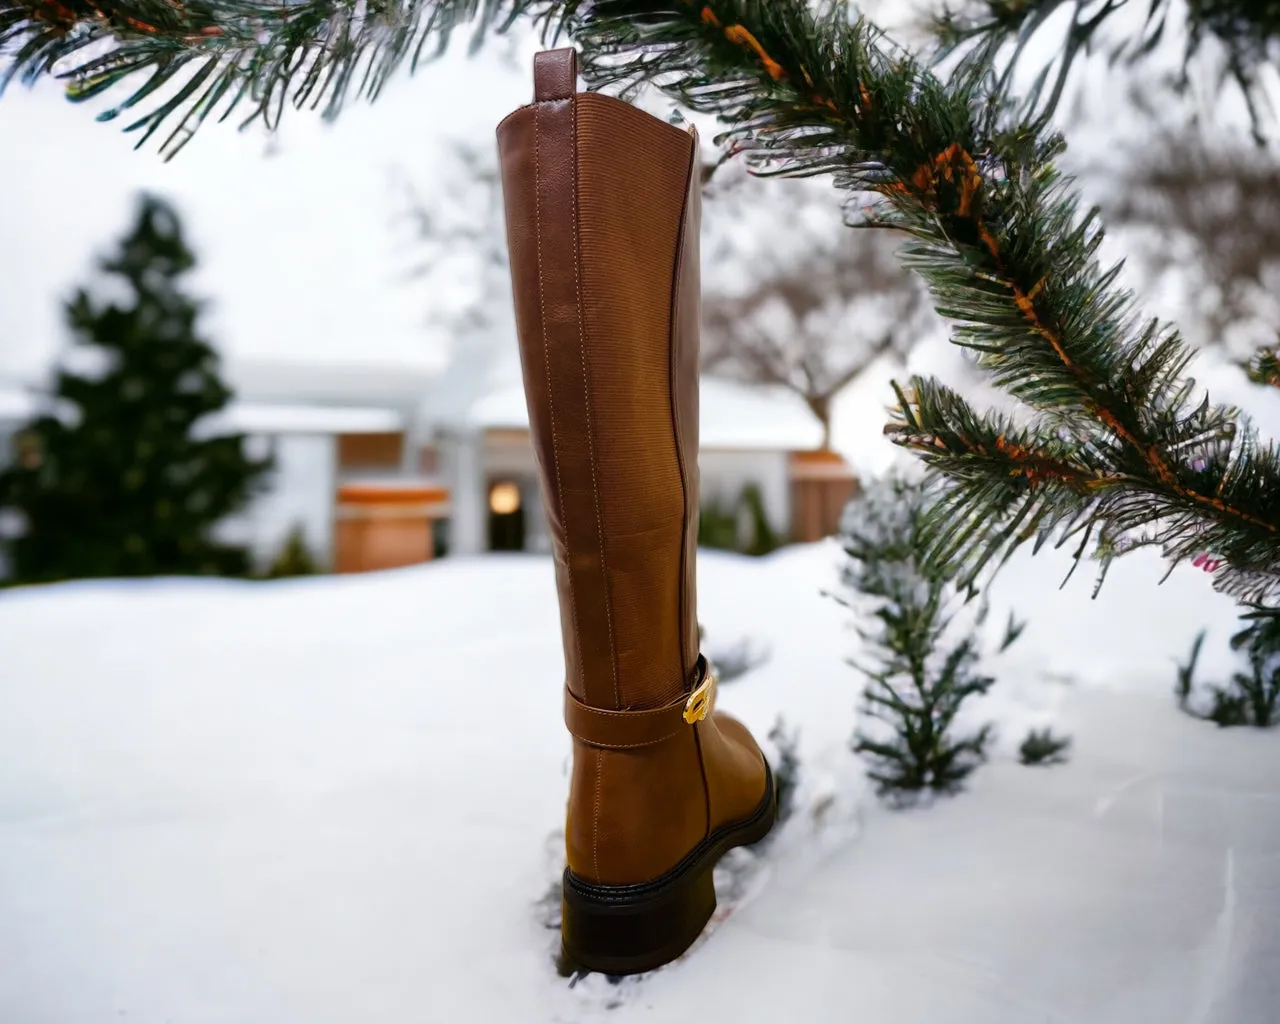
{"left": 888, "top": 378, "right": 1280, "bottom": 601}
{"left": 931, "top": 0, "right": 1280, "bottom": 144}
{"left": 1246, "top": 348, "right": 1280, "bottom": 390}
{"left": 0, "top": 0, "right": 512, "bottom": 158}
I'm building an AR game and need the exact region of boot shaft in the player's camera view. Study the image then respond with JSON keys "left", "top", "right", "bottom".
{"left": 496, "top": 49, "right": 702, "bottom": 714}
{"left": 496, "top": 55, "right": 773, "bottom": 938}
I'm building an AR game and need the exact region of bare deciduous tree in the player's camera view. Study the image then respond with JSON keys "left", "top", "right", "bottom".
{"left": 1098, "top": 89, "right": 1280, "bottom": 358}
{"left": 390, "top": 141, "right": 517, "bottom": 425}
{"left": 701, "top": 204, "right": 931, "bottom": 449}
{"left": 394, "top": 141, "right": 934, "bottom": 446}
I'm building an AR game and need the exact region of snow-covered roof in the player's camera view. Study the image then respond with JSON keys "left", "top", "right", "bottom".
{"left": 699, "top": 378, "right": 823, "bottom": 450}
{"left": 468, "top": 386, "right": 530, "bottom": 431}
{"left": 467, "top": 377, "right": 822, "bottom": 451}
{"left": 0, "top": 386, "right": 402, "bottom": 436}
{"left": 224, "top": 359, "right": 440, "bottom": 409}
{"left": 210, "top": 402, "right": 404, "bottom": 435}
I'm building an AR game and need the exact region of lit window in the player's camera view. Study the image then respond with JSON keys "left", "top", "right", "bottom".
{"left": 489, "top": 481, "right": 521, "bottom": 515}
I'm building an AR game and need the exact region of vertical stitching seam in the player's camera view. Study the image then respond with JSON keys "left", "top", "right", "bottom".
{"left": 592, "top": 749, "right": 603, "bottom": 881}
{"left": 692, "top": 721, "right": 712, "bottom": 840}
{"left": 667, "top": 131, "right": 697, "bottom": 701}
{"left": 570, "top": 100, "right": 622, "bottom": 713}
{"left": 534, "top": 103, "right": 583, "bottom": 691}
{"left": 567, "top": 98, "right": 607, "bottom": 883}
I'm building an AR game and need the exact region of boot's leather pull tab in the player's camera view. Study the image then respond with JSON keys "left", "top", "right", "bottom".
{"left": 534, "top": 48, "right": 578, "bottom": 102}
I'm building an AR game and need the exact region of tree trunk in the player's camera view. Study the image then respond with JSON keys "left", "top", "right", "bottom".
{"left": 806, "top": 394, "right": 833, "bottom": 450}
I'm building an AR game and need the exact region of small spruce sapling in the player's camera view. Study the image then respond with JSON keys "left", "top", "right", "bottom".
{"left": 839, "top": 471, "right": 999, "bottom": 803}
{"left": 766, "top": 716, "right": 801, "bottom": 824}
{"left": 1175, "top": 631, "right": 1206, "bottom": 712}
{"left": 1019, "top": 728, "right": 1072, "bottom": 766}
{"left": 1176, "top": 611, "right": 1280, "bottom": 727}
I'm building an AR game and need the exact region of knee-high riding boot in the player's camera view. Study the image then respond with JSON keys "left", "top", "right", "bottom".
{"left": 497, "top": 48, "right": 777, "bottom": 975}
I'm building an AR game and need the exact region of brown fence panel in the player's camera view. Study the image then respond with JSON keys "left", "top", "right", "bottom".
{"left": 337, "top": 432, "right": 405, "bottom": 472}
{"left": 789, "top": 451, "right": 861, "bottom": 543}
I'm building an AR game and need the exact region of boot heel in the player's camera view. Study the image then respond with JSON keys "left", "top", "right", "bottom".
{"left": 560, "top": 759, "right": 776, "bottom": 976}
{"left": 560, "top": 855, "right": 718, "bottom": 976}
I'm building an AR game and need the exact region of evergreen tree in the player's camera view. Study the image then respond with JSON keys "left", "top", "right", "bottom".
{"left": 932, "top": 0, "right": 1280, "bottom": 146}
{"left": 738, "top": 482, "right": 779, "bottom": 556}
{"left": 698, "top": 496, "right": 740, "bottom": 553}
{"left": 10, "top": 0, "right": 1273, "bottom": 157}
{"left": 839, "top": 471, "right": 1001, "bottom": 802}
{"left": 697, "top": 482, "right": 779, "bottom": 556}
{"left": 0, "top": 194, "right": 271, "bottom": 584}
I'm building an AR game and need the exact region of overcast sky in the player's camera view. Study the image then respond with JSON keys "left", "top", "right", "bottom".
{"left": 0, "top": 30, "right": 543, "bottom": 380}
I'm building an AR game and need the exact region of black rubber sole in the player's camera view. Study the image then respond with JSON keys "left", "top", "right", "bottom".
{"left": 560, "top": 759, "right": 777, "bottom": 976}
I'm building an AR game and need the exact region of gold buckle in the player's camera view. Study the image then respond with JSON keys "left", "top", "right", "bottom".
{"left": 683, "top": 666, "right": 718, "bottom": 724}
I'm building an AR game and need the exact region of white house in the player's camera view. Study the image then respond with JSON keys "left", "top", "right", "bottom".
{"left": 209, "top": 402, "right": 409, "bottom": 570}
{"left": 0, "top": 372, "right": 408, "bottom": 573}
{"left": 211, "top": 359, "right": 443, "bottom": 571}
{"left": 440, "top": 377, "right": 835, "bottom": 558}
{"left": 0, "top": 365, "right": 859, "bottom": 577}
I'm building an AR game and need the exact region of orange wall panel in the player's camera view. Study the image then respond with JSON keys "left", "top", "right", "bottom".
{"left": 337, "top": 432, "right": 405, "bottom": 471}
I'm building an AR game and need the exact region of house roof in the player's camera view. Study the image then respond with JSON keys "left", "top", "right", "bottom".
{"left": 0, "top": 382, "right": 402, "bottom": 436}
{"left": 224, "top": 358, "right": 440, "bottom": 409}
{"left": 699, "top": 378, "right": 824, "bottom": 450}
{"left": 210, "top": 402, "right": 405, "bottom": 435}
{"left": 468, "top": 377, "right": 823, "bottom": 451}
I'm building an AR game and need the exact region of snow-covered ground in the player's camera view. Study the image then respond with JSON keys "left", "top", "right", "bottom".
{"left": 1, "top": 542, "right": 1277, "bottom": 1022}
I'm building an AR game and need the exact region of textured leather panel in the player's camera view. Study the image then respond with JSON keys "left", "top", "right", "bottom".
{"left": 565, "top": 732, "right": 707, "bottom": 886}
{"left": 575, "top": 92, "right": 695, "bottom": 711}
{"left": 699, "top": 711, "right": 771, "bottom": 832}
{"left": 497, "top": 106, "right": 589, "bottom": 703}
{"left": 498, "top": 90, "right": 621, "bottom": 712}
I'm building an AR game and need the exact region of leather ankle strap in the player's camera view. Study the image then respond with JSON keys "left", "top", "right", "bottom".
{"left": 564, "top": 656, "right": 716, "bottom": 750}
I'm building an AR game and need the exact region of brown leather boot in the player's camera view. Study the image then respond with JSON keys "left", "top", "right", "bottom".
{"left": 496, "top": 48, "right": 776, "bottom": 975}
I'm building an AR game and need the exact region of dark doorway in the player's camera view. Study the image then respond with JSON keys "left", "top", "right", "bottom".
{"left": 487, "top": 480, "right": 526, "bottom": 552}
